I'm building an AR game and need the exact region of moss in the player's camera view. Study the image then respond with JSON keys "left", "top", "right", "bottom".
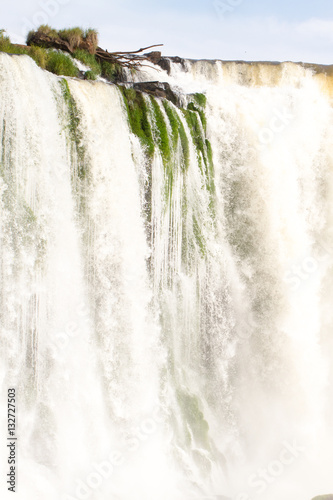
{"left": 192, "top": 92, "right": 207, "bottom": 107}
{"left": 162, "top": 100, "right": 190, "bottom": 170}
{"left": 60, "top": 79, "right": 86, "bottom": 180}
{"left": 182, "top": 103, "right": 215, "bottom": 201}
{"left": 150, "top": 97, "right": 171, "bottom": 163}
{"left": 184, "top": 109, "right": 204, "bottom": 152}
{"left": 187, "top": 101, "right": 207, "bottom": 132}
{"left": 120, "top": 86, "right": 155, "bottom": 157}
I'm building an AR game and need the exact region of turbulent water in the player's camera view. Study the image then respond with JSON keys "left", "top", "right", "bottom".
{"left": 1, "top": 52, "right": 333, "bottom": 500}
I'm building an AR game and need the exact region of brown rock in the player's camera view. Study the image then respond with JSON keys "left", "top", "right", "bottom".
{"left": 132, "top": 81, "right": 180, "bottom": 106}
{"left": 144, "top": 51, "right": 162, "bottom": 64}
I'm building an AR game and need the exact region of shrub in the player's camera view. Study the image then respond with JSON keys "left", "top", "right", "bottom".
{"left": 29, "top": 46, "right": 48, "bottom": 68}
{"left": 101, "top": 61, "right": 124, "bottom": 82}
{"left": 27, "top": 25, "right": 59, "bottom": 45}
{"left": 84, "top": 28, "right": 98, "bottom": 51}
{"left": 0, "top": 29, "right": 11, "bottom": 51}
{"left": 58, "top": 27, "right": 83, "bottom": 51}
{"left": 84, "top": 70, "right": 97, "bottom": 80}
{"left": 73, "top": 49, "right": 101, "bottom": 74}
{"left": 46, "top": 51, "right": 79, "bottom": 77}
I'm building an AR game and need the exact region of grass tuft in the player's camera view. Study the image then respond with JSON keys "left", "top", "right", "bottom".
{"left": 73, "top": 49, "right": 100, "bottom": 73}
{"left": 101, "top": 60, "right": 124, "bottom": 82}
{"left": 46, "top": 50, "right": 79, "bottom": 77}
{"left": 58, "top": 27, "right": 83, "bottom": 51}
{"left": 84, "top": 28, "right": 98, "bottom": 51}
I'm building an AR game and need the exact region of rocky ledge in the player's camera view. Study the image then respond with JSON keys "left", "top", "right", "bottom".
{"left": 131, "top": 81, "right": 180, "bottom": 106}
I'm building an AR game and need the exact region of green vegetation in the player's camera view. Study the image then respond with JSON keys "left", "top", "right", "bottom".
{"left": 100, "top": 60, "right": 124, "bottom": 82}
{"left": 184, "top": 109, "right": 205, "bottom": 153}
{"left": 73, "top": 49, "right": 101, "bottom": 76}
{"left": 27, "top": 25, "right": 99, "bottom": 53}
{"left": 45, "top": 51, "right": 78, "bottom": 77}
{"left": 119, "top": 87, "right": 215, "bottom": 248}
{"left": 187, "top": 101, "right": 207, "bottom": 131}
{"left": 84, "top": 28, "right": 98, "bottom": 50}
{"left": 181, "top": 93, "right": 215, "bottom": 199}
{"left": 58, "top": 27, "right": 84, "bottom": 51}
{"left": 60, "top": 79, "right": 87, "bottom": 180}
{"left": 0, "top": 29, "right": 78, "bottom": 77}
{"left": 27, "top": 24, "right": 58, "bottom": 43}
{"left": 72, "top": 50, "right": 123, "bottom": 81}
{"left": 162, "top": 100, "right": 190, "bottom": 170}
{"left": 150, "top": 97, "right": 171, "bottom": 163}
{"left": 192, "top": 92, "right": 207, "bottom": 108}
{"left": 0, "top": 29, "right": 11, "bottom": 51}
{"left": 120, "top": 87, "right": 155, "bottom": 157}
{"left": 1, "top": 26, "right": 125, "bottom": 82}
{"left": 84, "top": 70, "right": 97, "bottom": 80}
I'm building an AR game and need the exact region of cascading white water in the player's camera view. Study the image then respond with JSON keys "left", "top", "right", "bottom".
{"left": 1, "top": 52, "right": 333, "bottom": 500}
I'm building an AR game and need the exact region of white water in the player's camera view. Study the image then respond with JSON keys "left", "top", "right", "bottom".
{"left": 1, "top": 52, "right": 333, "bottom": 500}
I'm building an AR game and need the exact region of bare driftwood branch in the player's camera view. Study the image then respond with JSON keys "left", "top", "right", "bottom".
{"left": 27, "top": 31, "right": 163, "bottom": 74}
{"left": 95, "top": 44, "right": 164, "bottom": 71}
{"left": 106, "top": 44, "right": 163, "bottom": 56}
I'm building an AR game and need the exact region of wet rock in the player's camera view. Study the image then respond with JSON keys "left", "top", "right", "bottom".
{"left": 132, "top": 81, "right": 180, "bottom": 106}
{"left": 144, "top": 52, "right": 186, "bottom": 74}
{"left": 144, "top": 51, "right": 162, "bottom": 64}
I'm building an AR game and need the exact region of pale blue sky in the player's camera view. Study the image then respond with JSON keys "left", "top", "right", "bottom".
{"left": 2, "top": 0, "right": 333, "bottom": 64}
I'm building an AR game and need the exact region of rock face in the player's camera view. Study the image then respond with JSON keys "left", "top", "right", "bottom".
{"left": 144, "top": 51, "right": 186, "bottom": 74}
{"left": 132, "top": 81, "right": 180, "bottom": 106}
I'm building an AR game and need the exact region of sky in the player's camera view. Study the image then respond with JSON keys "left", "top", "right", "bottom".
{"left": 2, "top": 0, "right": 333, "bottom": 64}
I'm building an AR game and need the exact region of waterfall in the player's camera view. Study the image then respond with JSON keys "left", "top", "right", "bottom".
{"left": 1, "top": 52, "right": 333, "bottom": 500}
